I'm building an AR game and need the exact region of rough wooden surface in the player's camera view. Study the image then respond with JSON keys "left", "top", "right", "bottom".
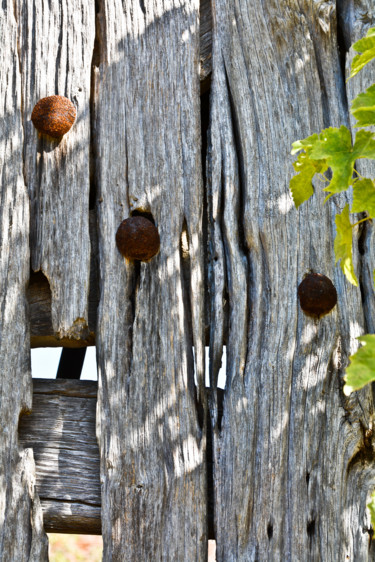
{"left": 17, "top": 0, "right": 95, "bottom": 342}
{"left": 343, "top": 1, "right": 375, "bottom": 340}
{"left": 207, "top": 1, "right": 375, "bottom": 560}
{"left": 18, "top": 380, "right": 101, "bottom": 535}
{"left": 94, "top": 0, "right": 206, "bottom": 559}
{"left": 0, "top": 3, "right": 48, "bottom": 560}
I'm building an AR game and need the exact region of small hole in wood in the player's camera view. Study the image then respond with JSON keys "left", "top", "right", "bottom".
{"left": 267, "top": 522, "right": 273, "bottom": 540}
{"left": 307, "top": 519, "right": 315, "bottom": 538}
{"left": 130, "top": 209, "right": 156, "bottom": 225}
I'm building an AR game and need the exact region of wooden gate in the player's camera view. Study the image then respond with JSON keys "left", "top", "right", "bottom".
{"left": 1, "top": 0, "right": 375, "bottom": 560}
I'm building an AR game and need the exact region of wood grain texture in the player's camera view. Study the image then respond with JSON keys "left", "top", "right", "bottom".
{"left": 200, "top": 0, "right": 212, "bottom": 91}
{"left": 93, "top": 1, "right": 206, "bottom": 559}
{"left": 16, "top": 0, "right": 96, "bottom": 342}
{"left": 19, "top": 380, "right": 101, "bottom": 534}
{"left": 207, "top": 1, "right": 375, "bottom": 560}
{"left": 0, "top": 3, "right": 48, "bottom": 560}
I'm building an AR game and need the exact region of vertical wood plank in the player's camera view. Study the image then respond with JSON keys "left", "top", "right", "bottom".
{"left": 342, "top": 1, "right": 375, "bottom": 335}
{"left": 0, "top": 3, "right": 48, "bottom": 560}
{"left": 16, "top": 0, "right": 96, "bottom": 340}
{"left": 94, "top": 1, "right": 206, "bottom": 559}
{"left": 208, "top": 1, "right": 375, "bottom": 560}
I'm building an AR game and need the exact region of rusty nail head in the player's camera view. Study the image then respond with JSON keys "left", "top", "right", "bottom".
{"left": 298, "top": 273, "right": 337, "bottom": 317}
{"left": 31, "top": 95, "right": 76, "bottom": 138}
{"left": 116, "top": 216, "right": 160, "bottom": 261}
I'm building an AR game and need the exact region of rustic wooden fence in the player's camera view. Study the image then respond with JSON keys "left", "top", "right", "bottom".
{"left": 1, "top": 0, "right": 375, "bottom": 560}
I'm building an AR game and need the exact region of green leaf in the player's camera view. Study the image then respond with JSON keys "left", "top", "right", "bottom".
{"left": 334, "top": 204, "right": 358, "bottom": 286}
{"left": 343, "top": 334, "right": 375, "bottom": 395}
{"left": 291, "top": 133, "right": 319, "bottom": 156}
{"left": 351, "top": 83, "right": 375, "bottom": 127}
{"left": 352, "top": 178, "right": 375, "bottom": 217}
{"left": 290, "top": 127, "right": 375, "bottom": 202}
{"left": 310, "top": 127, "right": 375, "bottom": 199}
{"left": 290, "top": 152, "right": 326, "bottom": 208}
{"left": 353, "top": 129, "right": 375, "bottom": 160}
{"left": 349, "top": 27, "right": 375, "bottom": 79}
{"left": 368, "top": 491, "right": 375, "bottom": 529}
{"left": 310, "top": 127, "right": 355, "bottom": 197}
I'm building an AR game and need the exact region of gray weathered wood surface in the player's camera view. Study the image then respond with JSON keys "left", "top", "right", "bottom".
{"left": 93, "top": 0, "right": 206, "bottom": 559}
{"left": 0, "top": 3, "right": 48, "bottom": 560}
{"left": 19, "top": 380, "right": 101, "bottom": 534}
{"left": 344, "top": 0, "right": 375, "bottom": 339}
{"left": 16, "top": 0, "right": 96, "bottom": 342}
{"left": 3, "top": 0, "right": 375, "bottom": 560}
{"left": 207, "top": 1, "right": 375, "bottom": 560}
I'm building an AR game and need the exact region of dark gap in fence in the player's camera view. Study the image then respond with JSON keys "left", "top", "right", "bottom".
{"left": 201, "top": 87, "right": 211, "bottom": 346}
{"left": 89, "top": 0, "right": 102, "bottom": 211}
{"left": 206, "top": 405, "right": 215, "bottom": 540}
{"left": 217, "top": 388, "right": 225, "bottom": 432}
{"left": 56, "top": 347, "right": 87, "bottom": 379}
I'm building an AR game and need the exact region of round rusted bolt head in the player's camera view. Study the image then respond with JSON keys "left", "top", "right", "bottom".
{"left": 31, "top": 95, "right": 76, "bottom": 138}
{"left": 116, "top": 216, "right": 160, "bottom": 261}
{"left": 298, "top": 273, "right": 337, "bottom": 317}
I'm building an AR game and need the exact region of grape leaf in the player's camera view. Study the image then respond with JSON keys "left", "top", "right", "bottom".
{"left": 368, "top": 491, "right": 375, "bottom": 529}
{"left": 349, "top": 27, "right": 375, "bottom": 79}
{"left": 309, "top": 126, "right": 355, "bottom": 197}
{"left": 291, "top": 133, "right": 319, "bottom": 156}
{"left": 309, "top": 127, "right": 375, "bottom": 199}
{"left": 334, "top": 204, "right": 358, "bottom": 286}
{"left": 343, "top": 334, "right": 375, "bottom": 394}
{"left": 352, "top": 178, "right": 375, "bottom": 217}
{"left": 351, "top": 83, "right": 375, "bottom": 127}
{"left": 290, "top": 127, "right": 375, "bottom": 202}
{"left": 290, "top": 152, "right": 326, "bottom": 208}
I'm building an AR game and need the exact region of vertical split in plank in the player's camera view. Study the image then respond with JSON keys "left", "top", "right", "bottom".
{"left": 0, "top": 3, "right": 48, "bottom": 560}
{"left": 208, "top": 1, "right": 375, "bottom": 560}
{"left": 94, "top": 1, "right": 206, "bottom": 559}
{"left": 16, "top": 0, "right": 96, "bottom": 340}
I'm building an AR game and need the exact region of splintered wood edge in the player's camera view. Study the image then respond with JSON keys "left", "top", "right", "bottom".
{"left": 19, "top": 379, "right": 102, "bottom": 535}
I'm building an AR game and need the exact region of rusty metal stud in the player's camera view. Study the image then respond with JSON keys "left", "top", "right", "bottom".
{"left": 116, "top": 216, "right": 160, "bottom": 261}
{"left": 31, "top": 95, "right": 76, "bottom": 138}
{"left": 298, "top": 273, "right": 337, "bottom": 317}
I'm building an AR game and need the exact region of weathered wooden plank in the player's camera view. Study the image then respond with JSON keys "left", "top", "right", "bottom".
{"left": 18, "top": 380, "right": 101, "bottom": 534}
{"left": 207, "top": 1, "right": 375, "bottom": 560}
{"left": 94, "top": 1, "right": 206, "bottom": 559}
{"left": 0, "top": 3, "right": 48, "bottom": 560}
{"left": 343, "top": 2, "right": 375, "bottom": 338}
{"left": 16, "top": 0, "right": 96, "bottom": 342}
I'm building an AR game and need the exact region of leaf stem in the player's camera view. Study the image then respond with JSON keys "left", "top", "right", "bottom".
{"left": 352, "top": 216, "right": 371, "bottom": 228}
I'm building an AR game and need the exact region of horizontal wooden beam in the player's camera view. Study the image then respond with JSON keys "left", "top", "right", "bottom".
{"left": 18, "top": 379, "right": 101, "bottom": 534}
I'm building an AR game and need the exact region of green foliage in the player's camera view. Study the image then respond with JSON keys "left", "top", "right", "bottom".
{"left": 291, "top": 127, "right": 375, "bottom": 205}
{"left": 352, "top": 178, "right": 375, "bottom": 216}
{"left": 334, "top": 204, "right": 358, "bottom": 286}
{"left": 349, "top": 27, "right": 375, "bottom": 79}
{"left": 343, "top": 335, "right": 375, "bottom": 394}
{"left": 351, "top": 84, "right": 375, "bottom": 127}
{"left": 289, "top": 152, "right": 323, "bottom": 208}
{"left": 368, "top": 492, "right": 375, "bottom": 529}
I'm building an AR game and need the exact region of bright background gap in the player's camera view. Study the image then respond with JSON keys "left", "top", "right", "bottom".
{"left": 31, "top": 347, "right": 97, "bottom": 380}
